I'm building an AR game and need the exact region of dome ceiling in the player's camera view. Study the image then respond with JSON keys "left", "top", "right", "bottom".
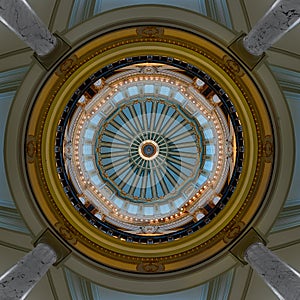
{"left": 0, "top": 1, "right": 300, "bottom": 299}
{"left": 13, "top": 22, "right": 283, "bottom": 290}
{"left": 59, "top": 60, "right": 238, "bottom": 240}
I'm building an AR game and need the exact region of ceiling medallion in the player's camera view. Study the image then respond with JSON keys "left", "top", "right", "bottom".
{"left": 25, "top": 26, "right": 274, "bottom": 274}
{"left": 138, "top": 140, "right": 159, "bottom": 160}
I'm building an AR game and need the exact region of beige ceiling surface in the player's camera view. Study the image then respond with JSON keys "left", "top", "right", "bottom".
{"left": 0, "top": 1, "right": 300, "bottom": 299}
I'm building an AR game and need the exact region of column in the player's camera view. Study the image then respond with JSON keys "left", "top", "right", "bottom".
{"left": 0, "top": 0, "right": 57, "bottom": 56}
{"left": 0, "top": 243, "right": 57, "bottom": 300}
{"left": 244, "top": 242, "right": 300, "bottom": 300}
{"left": 243, "top": 0, "right": 300, "bottom": 56}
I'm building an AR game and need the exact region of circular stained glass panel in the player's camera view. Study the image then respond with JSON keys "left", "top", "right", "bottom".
{"left": 96, "top": 99, "right": 203, "bottom": 203}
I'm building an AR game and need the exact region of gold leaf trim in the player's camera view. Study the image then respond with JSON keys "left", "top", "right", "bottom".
{"left": 223, "top": 55, "right": 245, "bottom": 77}
{"left": 223, "top": 221, "right": 246, "bottom": 244}
{"left": 263, "top": 135, "right": 274, "bottom": 163}
{"left": 26, "top": 135, "right": 36, "bottom": 163}
{"left": 55, "top": 54, "right": 79, "bottom": 77}
{"left": 54, "top": 222, "right": 78, "bottom": 245}
{"left": 136, "top": 26, "right": 164, "bottom": 38}
{"left": 136, "top": 261, "right": 165, "bottom": 273}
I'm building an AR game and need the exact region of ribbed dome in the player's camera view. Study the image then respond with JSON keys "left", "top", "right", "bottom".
{"left": 61, "top": 61, "right": 237, "bottom": 238}
{"left": 97, "top": 99, "right": 203, "bottom": 202}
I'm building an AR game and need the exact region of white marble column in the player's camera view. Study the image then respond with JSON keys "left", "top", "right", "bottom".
{"left": 245, "top": 242, "right": 300, "bottom": 300}
{"left": 243, "top": 0, "right": 300, "bottom": 56}
{"left": 0, "top": 243, "right": 57, "bottom": 300}
{"left": 0, "top": 0, "right": 57, "bottom": 56}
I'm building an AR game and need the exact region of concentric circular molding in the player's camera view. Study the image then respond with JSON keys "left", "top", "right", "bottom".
{"left": 6, "top": 22, "right": 289, "bottom": 292}
{"left": 59, "top": 61, "right": 237, "bottom": 240}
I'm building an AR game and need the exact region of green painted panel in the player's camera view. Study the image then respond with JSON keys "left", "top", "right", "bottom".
{"left": 270, "top": 65, "right": 300, "bottom": 93}
{"left": 207, "top": 0, "right": 232, "bottom": 29}
{"left": 69, "top": 0, "right": 233, "bottom": 30}
{"left": 68, "top": 0, "right": 94, "bottom": 28}
{"left": 0, "top": 66, "right": 29, "bottom": 93}
{"left": 65, "top": 268, "right": 91, "bottom": 300}
{"left": 0, "top": 209, "right": 30, "bottom": 234}
{"left": 208, "top": 268, "right": 234, "bottom": 300}
{"left": 271, "top": 207, "right": 300, "bottom": 233}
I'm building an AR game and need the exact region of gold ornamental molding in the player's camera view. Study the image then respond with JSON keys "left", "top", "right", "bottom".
{"left": 24, "top": 26, "right": 274, "bottom": 274}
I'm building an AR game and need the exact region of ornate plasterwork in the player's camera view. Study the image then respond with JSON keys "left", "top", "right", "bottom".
{"left": 24, "top": 26, "right": 274, "bottom": 274}
{"left": 62, "top": 64, "right": 233, "bottom": 235}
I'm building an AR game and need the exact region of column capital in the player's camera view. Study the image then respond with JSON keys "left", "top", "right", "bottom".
{"left": 229, "top": 33, "right": 265, "bottom": 70}
{"left": 34, "top": 228, "right": 71, "bottom": 266}
{"left": 33, "top": 33, "right": 71, "bottom": 70}
{"left": 230, "top": 228, "right": 266, "bottom": 264}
